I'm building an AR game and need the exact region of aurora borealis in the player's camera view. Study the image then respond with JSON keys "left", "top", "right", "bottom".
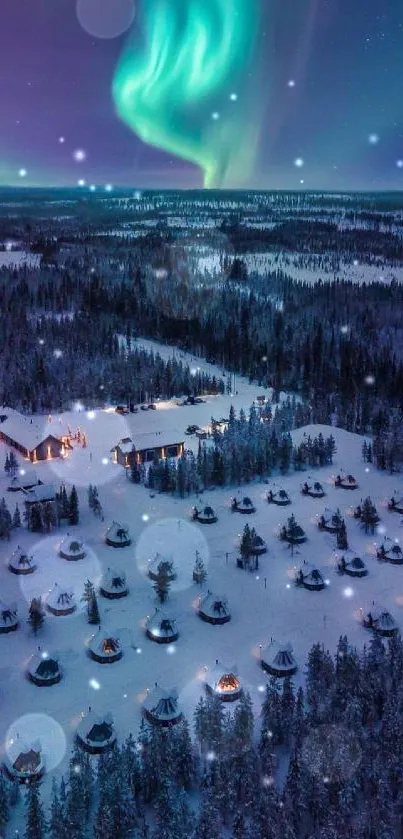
{"left": 113, "top": 0, "right": 261, "bottom": 188}
{"left": 1, "top": 0, "right": 403, "bottom": 189}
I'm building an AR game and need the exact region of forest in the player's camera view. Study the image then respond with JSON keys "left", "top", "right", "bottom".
{"left": 3, "top": 631, "right": 403, "bottom": 838}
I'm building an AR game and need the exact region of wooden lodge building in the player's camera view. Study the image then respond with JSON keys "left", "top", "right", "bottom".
{"left": 0, "top": 408, "right": 71, "bottom": 463}
{"left": 112, "top": 431, "right": 185, "bottom": 467}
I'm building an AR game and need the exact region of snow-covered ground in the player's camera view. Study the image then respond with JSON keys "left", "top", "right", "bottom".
{"left": 0, "top": 350, "right": 402, "bottom": 832}
{"left": 0, "top": 251, "right": 40, "bottom": 269}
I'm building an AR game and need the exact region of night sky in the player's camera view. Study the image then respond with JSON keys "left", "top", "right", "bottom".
{"left": 1, "top": 0, "right": 402, "bottom": 191}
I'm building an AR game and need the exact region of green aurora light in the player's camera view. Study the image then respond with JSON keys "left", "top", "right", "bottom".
{"left": 112, "top": 0, "right": 261, "bottom": 188}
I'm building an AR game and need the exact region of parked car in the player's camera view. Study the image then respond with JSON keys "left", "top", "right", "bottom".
{"left": 140, "top": 405, "right": 149, "bottom": 411}
{"left": 148, "top": 403, "right": 157, "bottom": 410}
{"left": 194, "top": 397, "right": 205, "bottom": 404}
{"left": 115, "top": 405, "right": 129, "bottom": 415}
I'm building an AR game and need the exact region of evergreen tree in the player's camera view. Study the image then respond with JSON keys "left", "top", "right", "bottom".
{"left": 0, "top": 771, "right": 9, "bottom": 835}
{"left": 8, "top": 451, "right": 18, "bottom": 476}
{"left": 68, "top": 485, "right": 79, "bottom": 525}
{"left": 29, "top": 597, "right": 45, "bottom": 635}
{"left": 336, "top": 519, "right": 348, "bottom": 550}
{"left": 88, "top": 592, "right": 100, "bottom": 624}
{"left": 24, "top": 781, "right": 47, "bottom": 839}
{"left": 153, "top": 562, "right": 171, "bottom": 603}
{"left": 48, "top": 777, "right": 68, "bottom": 839}
{"left": 193, "top": 550, "right": 207, "bottom": 585}
{"left": 12, "top": 502, "right": 21, "bottom": 528}
{"left": 0, "top": 497, "right": 12, "bottom": 539}
{"left": 4, "top": 453, "right": 10, "bottom": 474}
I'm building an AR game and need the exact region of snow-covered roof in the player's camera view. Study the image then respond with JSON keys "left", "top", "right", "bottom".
{"left": 0, "top": 407, "right": 61, "bottom": 452}
{"left": 8, "top": 547, "right": 36, "bottom": 573}
{"left": 205, "top": 661, "right": 240, "bottom": 695}
{"left": 0, "top": 602, "right": 18, "bottom": 629}
{"left": 27, "top": 653, "right": 60, "bottom": 681}
{"left": 105, "top": 521, "right": 131, "bottom": 544}
{"left": 262, "top": 641, "right": 297, "bottom": 674}
{"left": 114, "top": 437, "right": 135, "bottom": 454}
{"left": 59, "top": 535, "right": 86, "bottom": 559}
{"left": 100, "top": 568, "right": 127, "bottom": 594}
{"left": 113, "top": 430, "right": 184, "bottom": 452}
{"left": 146, "top": 612, "right": 177, "bottom": 639}
{"left": 24, "top": 484, "right": 55, "bottom": 504}
{"left": 8, "top": 740, "right": 44, "bottom": 777}
{"left": 375, "top": 611, "right": 398, "bottom": 633}
{"left": 76, "top": 711, "right": 116, "bottom": 748}
{"left": 46, "top": 585, "right": 76, "bottom": 613}
{"left": 198, "top": 591, "right": 230, "bottom": 620}
{"left": 148, "top": 553, "right": 176, "bottom": 579}
{"left": 8, "top": 468, "right": 38, "bottom": 490}
{"left": 88, "top": 631, "right": 122, "bottom": 659}
{"left": 143, "top": 686, "right": 182, "bottom": 721}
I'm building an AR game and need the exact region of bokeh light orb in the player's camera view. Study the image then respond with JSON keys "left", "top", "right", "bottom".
{"left": 136, "top": 517, "right": 209, "bottom": 592}
{"left": 76, "top": 0, "right": 135, "bottom": 39}
{"left": 5, "top": 713, "right": 67, "bottom": 773}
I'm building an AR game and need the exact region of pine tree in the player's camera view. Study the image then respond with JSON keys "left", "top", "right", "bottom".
{"left": 24, "top": 781, "right": 47, "bottom": 839}
{"left": 0, "top": 771, "right": 9, "bottom": 835}
{"left": 29, "top": 597, "right": 45, "bottom": 635}
{"left": 153, "top": 562, "right": 171, "bottom": 603}
{"left": 4, "top": 453, "right": 10, "bottom": 474}
{"left": 0, "top": 497, "right": 12, "bottom": 539}
{"left": 336, "top": 519, "right": 348, "bottom": 550}
{"left": 193, "top": 551, "right": 207, "bottom": 585}
{"left": 88, "top": 592, "right": 100, "bottom": 624}
{"left": 12, "top": 503, "right": 21, "bottom": 528}
{"left": 240, "top": 523, "right": 252, "bottom": 562}
{"left": 8, "top": 451, "right": 18, "bottom": 476}
{"left": 49, "top": 777, "right": 68, "bottom": 839}
{"left": 68, "top": 485, "right": 79, "bottom": 525}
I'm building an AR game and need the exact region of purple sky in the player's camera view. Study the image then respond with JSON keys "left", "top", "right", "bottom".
{"left": 1, "top": 0, "right": 402, "bottom": 190}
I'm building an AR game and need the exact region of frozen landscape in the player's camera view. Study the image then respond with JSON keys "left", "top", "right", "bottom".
{"left": 0, "top": 340, "right": 402, "bottom": 832}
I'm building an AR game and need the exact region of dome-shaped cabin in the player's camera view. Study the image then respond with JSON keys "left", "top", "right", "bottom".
{"left": 205, "top": 660, "right": 242, "bottom": 702}
{"left": 337, "top": 552, "right": 368, "bottom": 577}
{"left": 295, "top": 566, "right": 325, "bottom": 591}
{"left": 280, "top": 515, "right": 307, "bottom": 545}
{"left": 363, "top": 607, "right": 398, "bottom": 637}
{"left": 231, "top": 496, "right": 256, "bottom": 514}
{"left": 5, "top": 742, "right": 44, "bottom": 783}
{"left": 105, "top": 521, "right": 131, "bottom": 548}
{"left": 261, "top": 642, "right": 298, "bottom": 677}
{"left": 142, "top": 685, "right": 183, "bottom": 728}
{"left": 0, "top": 602, "right": 19, "bottom": 633}
{"left": 146, "top": 611, "right": 178, "bottom": 644}
{"left": 27, "top": 653, "right": 62, "bottom": 686}
{"left": 335, "top": 473, "right": 358, "bottom": 490}
{"left": 46, "top": 585, "right": 76, "bottom": 616}
{"left": 88, "top": 630, "right": 122, "bottom": 663}
{"left": 99, "top": 568, "right": 128, "bottom": 599}
{"left": 192, "top": 505, "right": 218, "bottom": 524}
{"left": 267, "top": 488, "right": 291, "bottom": 506}
{"left": 198, "top": 591, "right": 231, "bottom": 625}
{"left": 301, "top": 481, "right": 325, "bottom": 498}
{"left": 318, "top": 508, "right": 344, "bottom": 533}
{"left": 377, "top": 538, "right": 403, "bottom": 565}
{"left": 76, "top": 711, "right": 116, "bottom": 754}
{"left": 148, "top": 554, "right": 176, "bottom": 582}
{"left": 8, "top": 546, "right": 36, "bottom": 575}
{"left": 59, "top": 535, "right": 86, "bottom": 561}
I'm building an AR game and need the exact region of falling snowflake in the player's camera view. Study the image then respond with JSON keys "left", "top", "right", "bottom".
{"left": 288, "top": 79, "right": 295, "bottom": 87}
{"left": 368, "top": 133, "right": 379, "bottom": 144}
{"left": 294, "top": 157, "right": 304, "bottom": 168}
{"left": 229, "top": 92, "right": 238, "bottom": 101}
{"left": 73, "top": 149, "right": 86, "bottom": 162}
{"left": 18, "top": 168, "right": 27, "bottom": 177}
